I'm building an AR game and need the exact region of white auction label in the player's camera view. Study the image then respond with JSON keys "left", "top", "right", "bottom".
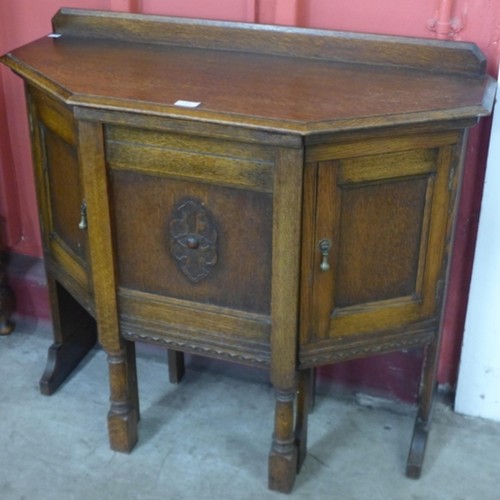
{"left": 174, "top": 100, "right": 201, "bottom": 108}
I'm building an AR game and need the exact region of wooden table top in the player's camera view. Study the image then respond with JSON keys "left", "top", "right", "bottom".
{"left": 2, "top": 9, "right": 495, "bottom": 134}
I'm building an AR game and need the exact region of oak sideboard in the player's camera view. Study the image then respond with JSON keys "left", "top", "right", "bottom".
{"left": 1, "top": 8, "right": 495, "bottom": 493}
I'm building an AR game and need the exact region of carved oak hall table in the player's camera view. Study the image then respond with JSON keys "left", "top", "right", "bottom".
{"left": 1, "top": 8, "right": 495, "bottom": 493}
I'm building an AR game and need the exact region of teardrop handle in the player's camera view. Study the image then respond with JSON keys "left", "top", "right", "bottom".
{"left": 319, "top": 239, "right": 331, "bottom": 272}
{"left": 78, "top": 200, "right": 88, "bottom": 230}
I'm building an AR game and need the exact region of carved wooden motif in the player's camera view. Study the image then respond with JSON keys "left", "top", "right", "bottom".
{"left": 169, "top": 199, "right": 218, "bottom": 283}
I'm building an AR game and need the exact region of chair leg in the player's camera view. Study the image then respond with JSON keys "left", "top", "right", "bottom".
{"left": 268, "top": 389, "right": 298, "bottom": 493}
{"left": 167, "top": 349, "right": 185, "bottom": 383}
{"left": 107, "top": 340, "right": 140, "bottom": 453}
{"left": 406, "top": 340, "right": 439, "bottom": 478}
{"left": 39, "top": 280, "right": 97, "bottom": 395}
{"left": 296, "top": 368, "right": 313, "bottom": 472}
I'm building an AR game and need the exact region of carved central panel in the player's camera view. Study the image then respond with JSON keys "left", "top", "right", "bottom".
{"left": 169, "top": 199, "right": 218, "bottom": 283}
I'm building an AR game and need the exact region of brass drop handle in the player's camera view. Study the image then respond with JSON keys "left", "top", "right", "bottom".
{"left": 319, "top": 239, "right": 331, "bottom": 272}
{"left": 78, "top": 200, "right": 88, "bottom": 230}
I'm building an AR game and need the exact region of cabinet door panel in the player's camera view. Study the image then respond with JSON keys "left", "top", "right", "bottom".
{"left": 306, "top": 143, "right": 456, "bottom": 346}
{"left": 110, "top": 169, "right": 273, "bottom": 316}
{"left": 43, "top": 126, "right": 86, "bottom": 260}
{"left": 105, "top": 128, "right": 276, "bottom": 361}
{"left": 29, "top": 88, "right": 90, "bottom": 296}
{"left": 334, "top": 172, "right": 429, "bottom": 308}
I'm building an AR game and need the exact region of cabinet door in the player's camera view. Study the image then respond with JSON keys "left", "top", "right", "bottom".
{"left": 105, "top": 125, "right": 275, "bottom": 365}
{"left": 300, "top": 132, "right": 462, "bottom": 365}
{"left": 28, "top": 87, "right": 91, "bottom": 298}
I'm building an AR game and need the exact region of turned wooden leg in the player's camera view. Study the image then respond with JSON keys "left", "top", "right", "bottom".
{"left": 406, "top": 340, "right": 439, "bottom": 478}
{"left": 167, "top": 349, "right": 185, "bottom": 383}
{"left": 296, "top": 368, "right": 313, "bottom": 472}
{"left": 0, "top": 249, "right": 14, "bottom": 336}
{"left": 40, "top": 280, "right": 97, "bottom": 395}
{"left": 268, "top": 389, "right": 298, "bottom": 493}
{"left": 107, "top": 340, "right": 140, "bottom": 453}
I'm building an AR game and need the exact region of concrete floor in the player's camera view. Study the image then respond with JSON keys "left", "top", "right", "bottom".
{"left": 1, "top": 318, "right": 499, "bottom": 500}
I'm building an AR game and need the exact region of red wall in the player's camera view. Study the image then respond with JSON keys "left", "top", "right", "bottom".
{"left": 0, "top": 0, "right": 111, "bottom": 256}
{"left": 1, "top": 0, "right": 499, "bottom": 400}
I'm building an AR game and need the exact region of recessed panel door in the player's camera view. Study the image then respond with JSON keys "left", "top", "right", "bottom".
{"left": 300, "top": 133, "right": 462, "bottom": 365}
{"left": 106, "top": 125, "right": 276, "bottom": 364}
{"left": 29, "top": 87, "right": 91, "bottom": 296}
